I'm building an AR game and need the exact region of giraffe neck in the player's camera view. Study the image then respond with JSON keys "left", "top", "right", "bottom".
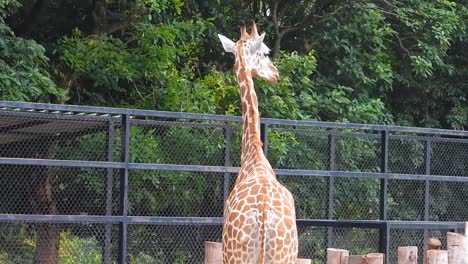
{"left": 235, "top": 60, "right": 264, "bottom": 167}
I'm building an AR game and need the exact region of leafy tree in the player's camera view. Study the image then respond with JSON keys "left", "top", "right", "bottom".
{"left": 0, "top": 0, "right": 64, "bottom": 102}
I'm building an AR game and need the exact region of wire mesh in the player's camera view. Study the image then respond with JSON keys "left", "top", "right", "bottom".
{"left": 127, "top": 224, "right": 222, "bottom": 264}
{"left": 1, "top": 106, "right": 468, "bottom": 263}
{"left": 129, "top": 120, "right": 228, "bottom": 166}
{"left": 278, "top": 175, "right": 328, "bottom": 219}
{"left": 431, "top": 140, "right": 468, "bottom": 176}
{"left": 333, "top": 178, "right": 380, "bottom": 220}
{"left": 128, "top": 170, "right": 225, "bottom": 217}
{"left": 430, "top": 181, "right": 468, "bottom": 221}
{"left": 296, "top": 226, "right": 380, "bottom": 263}
{"left": 0, "top": 222, "right": 118, "bottom": 263}
{"left": 388, "top": 180, "right": 426, "bottom": 221}
{"left": 0, "top": 165, "right": 120, "bottom": 216}
{"left": 335, "top": 133, "right": 381, "bottom": 173}
{"left": 0, "top": 111, "right": 116, "bottom": 162}
{"left": 268, "top": 127, "right": 330, "bottom": 170}
{"left": 388, "top": 137, "right": 427, "bottom": 174}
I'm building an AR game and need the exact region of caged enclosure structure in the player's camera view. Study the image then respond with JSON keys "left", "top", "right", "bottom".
{"left": 0, "top": 101, "right": 467, "bottom": 263}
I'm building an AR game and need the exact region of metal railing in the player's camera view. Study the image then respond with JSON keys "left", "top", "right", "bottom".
{"left": 0, "top": 101, "right": 467, "bottom": 263}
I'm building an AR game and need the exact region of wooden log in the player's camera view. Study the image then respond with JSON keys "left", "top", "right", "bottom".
{"left": 426, "top": 250, "right": 448, "bottom": 264}
{"left": 296, "top": 258, "right": 312, "bottom": 264}
{"left": 428, "top": 237, "right": 442, "bottom": 250}
{"left": 398, "top": 246, "right": 417, "bottom": 264}
{"left": 204, "top": 241, "right": 222, "bottom": 264}
{"left": 345, "top": 255, "right": 364, "bottom": 264}
{"left": 363, "top": 253, "right": 384, "bottom": 264}
{"left": 327, "top": 248, "right": 349, "bottom": 264}
{"left": 447, "top": 230, "right": 468, "bottom": 264}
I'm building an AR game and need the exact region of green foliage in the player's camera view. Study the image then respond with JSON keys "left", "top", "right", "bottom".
{"left": 0, "top": 1, "right": 64, "bottom": 102}
{"left": 319, "top": 1, "right": 395, "bottom": 92}
{"left": 0, "top": 0, "right": 19, "bottom": 17}
{"left": 59, "top": 231, "right": 103, "bottom": 264}
{"left": 0, "top": 224, "right": 34, "bottom": 264}
{"left": 2, "top": 0, "right": 468, "bottom": 259}
{"left": 394, "top": 0, "right": 463, "bottom": 77}
{"left": 58, "top": 19, "right": 210, "bottom": 107}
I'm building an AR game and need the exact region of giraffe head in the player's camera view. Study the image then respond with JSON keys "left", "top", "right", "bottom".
{"left": 218, "top": 21, "right": 279, "bottom": 84}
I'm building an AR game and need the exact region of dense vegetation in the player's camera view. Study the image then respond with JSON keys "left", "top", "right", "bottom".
{"left": 1, "top": 0, "right": 468, "bottom": 263}
{"left": 1, "top": 0, "right": 467, "bottom": 129}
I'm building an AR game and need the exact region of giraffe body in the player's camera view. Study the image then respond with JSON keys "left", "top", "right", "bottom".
{"left": 218, "top": 21, "right": 298, "bottom": 264}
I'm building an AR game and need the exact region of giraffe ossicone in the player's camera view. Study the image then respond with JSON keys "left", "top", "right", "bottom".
{"left": 218, "top": 21, "right": 298, "bottom": 263}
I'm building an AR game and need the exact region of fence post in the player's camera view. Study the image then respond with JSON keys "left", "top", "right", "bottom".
{"left": 104, "top": 120, "right": 115, "bottom": 264}
{"left": 379, "top": 130, "right": 389, "bottom": 262}
{"left": 326, "top": 132, "right": 337, "bottom": 248}
{"left": 423, "top": 140, "right": 432, "bottom": 263}
{"left": 260, "top": 121, "right": 269, "bottom": 156}
{"left": 223, "top": 126, "right": 232, "bottom": 203}
{"left": 118, "top": 115, "right": 130, "bottom": 264}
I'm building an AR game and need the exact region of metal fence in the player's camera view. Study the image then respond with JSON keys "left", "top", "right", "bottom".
{"left": 0, "top": 101, "right": 467, "bottom": 264}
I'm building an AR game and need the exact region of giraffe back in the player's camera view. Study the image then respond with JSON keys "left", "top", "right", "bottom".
{"left": 222, "top": 170, "right": 298, "bottom": 263}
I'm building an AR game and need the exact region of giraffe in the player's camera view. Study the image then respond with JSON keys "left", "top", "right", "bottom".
{"left": 218, "top": 21, "right": 298, "bottom": 263}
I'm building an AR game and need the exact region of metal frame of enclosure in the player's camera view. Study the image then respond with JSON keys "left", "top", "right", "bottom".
{"left": 0, "top": 101, "right": 467, "bottom": 263}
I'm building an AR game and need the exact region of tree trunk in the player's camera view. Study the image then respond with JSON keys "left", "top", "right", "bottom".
{"left": 327, "top": 248, "right": 349, "bottom": 264}
{"left": 398, "top": 246, "right": 417, "bottom": 264}
{"left": 363, "top": 253, "right": 384, "bottom": 264}
{"left": 345, "top": 255, "right": 364, "bottom": 264}
{"left": 204, "top": 241, "right": 222, "bottom": 264}
{"left": 447, "top": 227, "right": 468, "bottom": 264}
{"left": 34, "top": 223, "right": 60, "bottom": 264}
{"left": 31, "top": 141, "right": 60, "bottom": 264}
{"left": 426, "top": 250, "right": 447, "bottom": 264}
{"left": 33, "top": 172, "right": 60, "bottom": 264}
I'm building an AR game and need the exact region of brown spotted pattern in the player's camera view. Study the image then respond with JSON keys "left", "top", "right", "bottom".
{"left": 219, "top": 21, "right": 298, "bottom": 263}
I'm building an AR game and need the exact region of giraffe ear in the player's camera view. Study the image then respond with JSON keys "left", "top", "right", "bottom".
{"left": 250, "top": 32, "right": 266, "bottom": 53}
{"left": 218, "top": 34, "right": 236, "bottom": 53}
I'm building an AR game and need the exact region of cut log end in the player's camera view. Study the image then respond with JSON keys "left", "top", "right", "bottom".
{"left": 465, "top": 222, "right": 468, "bottom": 237}
{"left": 428, "top": 237, "right": 442, "bottom": 250}
{"left": 345, "top": 255, "right": 364, "bottom": 264}
{"left": 364, "top": 253, "right": 385, "bottom": 264}
{"left": 327, "top": 248, "right": 349, "bottom": 264}
{"left": 296, "top": 258, "right": 312, "bottom": 264}
{"left": 447, "top": 230, "right": 468, "bottom": 264}
{"left": 204, "top": 241, "right": 222, "bottom": 264}
{"left": 426, "top": 250, "right": 448, "bottom": 264}
{"left": 398, "top": 246, "right": 417, "bottom": 264}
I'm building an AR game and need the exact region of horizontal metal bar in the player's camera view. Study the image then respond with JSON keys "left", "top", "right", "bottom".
{"left": 264, "top": 118, "right": 468, "bottom": 137}
{"left": 389, "top": 134, "right": 468, "bottom": 144}
{"left": 127, "top": 216, "right": 223, "bottom": 225}
{"left": 0, "top": 108, "right": 115, "bottom": 122}
{"left": 0, "top": 214, "right": 222, "bottom": 225}
{"left": 388, "top": 221, "right": 465, "bottom": 230}
{"left": 2, "top": 101, "right": 468, "bottom": 137}
{"left": 297, "top": 219, "right": 384, "bottom": 228}
{"left": 387, "top": 173, "right": 468, "bottom": 182}
{"left": 131, "top": 119, "right": 238, "bottom": 129}
{"left": 275, "top": 169, "right": 386, "bottom": 179}
{"left": 0, "top": 214, "right": 464, "bottom": 231}
{"left": 2, "top": 157, "right": 468, "bottom": 182}
{"left": 0, "top": 214, "right": 123, "bottom": 223}
{"left": 272, "top": 127, "right": 381, "bottom": 139}
{"left": 0, "top": 157, "right": 125, "bottom": 169}
{"left": 128, "top": 163, "right": 240, "bottom": 173}
{"left": 0, "top": 101, "right": 241, "bottom": 122}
